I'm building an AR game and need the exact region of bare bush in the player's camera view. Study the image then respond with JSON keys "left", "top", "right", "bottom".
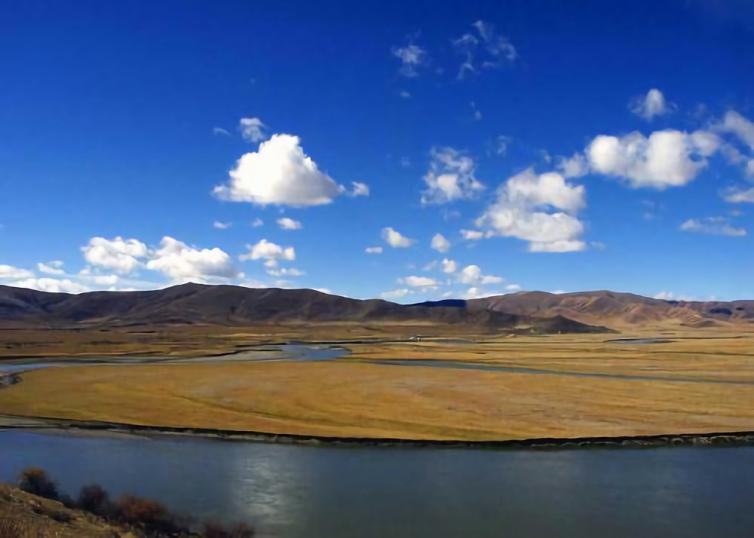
{"left": 17, "top": 467, "right": 59, "bottom": 500}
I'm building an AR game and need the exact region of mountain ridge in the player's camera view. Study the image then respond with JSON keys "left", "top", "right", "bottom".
{"left": 1, "top": 283, "right": 751, "bottom": 331}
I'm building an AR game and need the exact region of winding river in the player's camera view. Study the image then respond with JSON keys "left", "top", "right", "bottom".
{"left": 3, "top": 345, "right": 754, "bottom": 536}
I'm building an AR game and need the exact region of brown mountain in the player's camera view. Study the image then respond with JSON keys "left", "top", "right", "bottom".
{"left": 2, "top": 284, "right": 749, "bottom": 332}
{"left": 469, "top": 290, "right": 754, "bottom": 330}
{"left": 0, "top": 283, "right": 605, "bottom": 333}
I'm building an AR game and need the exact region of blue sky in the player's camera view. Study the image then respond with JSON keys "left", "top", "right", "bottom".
{"left": 1, "top": 0, "right": 753, "bottom": 301}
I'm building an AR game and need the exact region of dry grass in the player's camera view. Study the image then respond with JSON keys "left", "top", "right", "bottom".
{"left": 2, "top": 330, "right": 754, "bottom": 441}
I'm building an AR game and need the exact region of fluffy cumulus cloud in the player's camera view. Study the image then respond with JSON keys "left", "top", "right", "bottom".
{"left": 349, "top": 181, "right": 370, "bottom": 197}
{"left": 586, "top": 129, "right": 720, "bottom": 189}
{"left": 382, "top": 227, "right": 415, "bottom": 248}
{"left": 82, "top": 236, "right": 149, "bottom": 274}
{"left": 441, "top": 258, "right": 457, "bottom": 273}
{"left": 430, "top": 233, "right": 451, "bottom": 253}
{"left": 680, "top": 217, "right": 746, "bottom": 237}
{"left": 630, "top": 88, "right": 674, "bottom": 121}
{"left": 381, "top": 288, "right": 413, "bottom": 300}
{"left": 557, "top": 153, "right": 589, "bottom": 178}
{"left": 277, "top": 217, "right": 303, "bottom": 230}
{"left": 476, "top": 168, "right": 587, "bottom": 253}
{"left": 392, "top": 42, "right": 427, "bottom": 77}
{"left": 37, "top": 260, "right": 64, "bottom": 275}
{"left": 457, "top": 264, "right": 503, "bottom": 285}
{"left": 720, "top": 110, "right": 754, "bottom": 150}
{"left": 460, "top": 229, "right": 484, "bottom": 241}
{"left": 213, "top": 221, "right": 231, "bottom": 230}
{"left": 400, "top": 275, "right": 439, "bottom": 288}
{"left": 11, "top": 277, "right": 89, "bottom": 294}
{"left": 239, "top": 117, "right": 266, "bottom": 143}
{"left": 454, "top": 20, "right": 516, "bottom": 79}
{"left": 214, "top": 134, "right": 343, "bottom": 207}
{"left": 723, "top": 186, "right": 754, "bottom": 203}
{"left": 240, "top": 239, "right": 296, "bottom": 268}
{"left": 146, "top": 237, "right": 238, "bottom": 282}
{"left": 422, "top": 147, "right": 484, "bottom": 204}
{"left": 0, "top": 264, "right": 35, "bottom": 280}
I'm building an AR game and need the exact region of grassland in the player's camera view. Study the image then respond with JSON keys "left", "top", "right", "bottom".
{"left": 2, "top": 328, "right": 754, "bottom": 442}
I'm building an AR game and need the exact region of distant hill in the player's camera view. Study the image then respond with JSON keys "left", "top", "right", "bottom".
{"left": 0, "top": 283, "right": 605, "bottom": 333}
{"left": 2, "top": 284, "right": 749, "bottom": 332}
{"left": 469, "top": 290, "right": 754, "bottom": 329}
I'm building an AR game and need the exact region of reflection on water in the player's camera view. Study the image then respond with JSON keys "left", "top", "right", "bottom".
{"left": 2, "top": 431, "right": 754, "bottom": 537}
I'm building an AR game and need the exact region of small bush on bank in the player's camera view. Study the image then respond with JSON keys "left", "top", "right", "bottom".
{"left": 77, "top": 484, "right": 113, "bottom": 516}
{"left": 17, "top": 467, "right": 59, "bottom": 500}
{"left": 117, "top": 493, "right": 180, "bottom": 533}
{"left": 12, "top": 467, "right": 255, "bottom": 536}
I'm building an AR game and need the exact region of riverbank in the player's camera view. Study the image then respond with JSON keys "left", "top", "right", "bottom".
{"left": 3, "top": 414, "right": 754, "bottom": 450}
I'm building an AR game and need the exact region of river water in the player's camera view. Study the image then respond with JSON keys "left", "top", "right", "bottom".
{"left": 2, "top": 431, "right": 754, "bottom": 537}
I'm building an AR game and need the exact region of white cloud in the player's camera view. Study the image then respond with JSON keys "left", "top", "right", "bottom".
{"left": 240, "top": 239, "right": 296, "bottom": 267}
{"left": 213, "top": 221, "right": 232, "bottom": 230}
{"left": 214, "top": 134, "right": 343, "bottom": 207}
{"left": 400, "top": 275, "right": 439, "bottom": 288}
{"left": 529, "top": 240, "right": 589, "bottom": 253}
{"left": 462, "top": 287, "right": 498, "bottom": 299}
{"left": 557, "top": 153, "right": 589, "bottom": 178}
{"left": 441, "top": 258, "right": 457, "bottom": 274}
{"left": 430, "top": 233, "right": 451, "bottom": 253}
{"left": 11, "top": 277, "right": 89, "bottom": 294}
{"left": 37, "top": 260, "right": 64, "bottom": 275}
{"left": 720, "top": 110, "right": 754, "bottom": 150}
{"left": 630, "top": 89, "right": 673, "bottom": 121}
{"left": 476, "top": 168, "right": 587, "bottom": 253}
{"left": 82, "top": 236, "right": 149, "bottom": 274}
{"left": 212, "top": 127, "right": 230, "bottom": 136}
{"left": 382, "top": 227, "right": 415, "bottom": 248}
{"left": 470, "top": 101, "right": 482, "bottom": 121}
{"left": 505, "top": 283, "right": 522, "bottom": 292}
{"left": 0, "top": 264, "right": 35, "bottom": 281}
{"left": 460, "top": 229, "right": 484, "bottom": 241}
{"left": 349, "top": 181, "right": 370, "bottom": 197}
{"left": 454, "top": 20, "right": 516, "bottom": 79}
{"left": 457, "top": 264, "right": 503, "bottom": 285}
{"left": 251, "top": 218, "right": 264, "bottom": 227}
{"left": 680, "top": 217, "right": 746, "bottom": 237}
{"left": 277, "top": 217, "right": 303, "bottom": 230}
{"left": 422, "top": 147, "right": 484, "bottom": 204}
{"left": 392, "top": 42, "right": 427, "bottom": 77}
{"left": 495, "top": 135, "right": 512, "bottom": 157}
{"left": 239, "top": 117, "right": 266, "bottom": 143}
{"left": 92, "top": 274, "right": 119, "bottom": 286}
{"left": 586, "top": 129, "right": 720, "bottom": 189}
{"left": 381, "top": 288, "right": 413, "bottom": 300}
{"left": 146, "top": 236, "right": 238, "bottom": 282}
{"left": 266, "top": 267, "right": 305, "bottom": 277}
{"left": 365, "top": 246, "right": 383, "bottom": 254}
{"left": 723, "top": 186, "right": 754, "bottom": 203}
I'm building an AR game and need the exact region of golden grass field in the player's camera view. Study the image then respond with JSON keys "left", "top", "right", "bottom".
{"left": 2, "top": 327, "right": 754, "bottom": 441}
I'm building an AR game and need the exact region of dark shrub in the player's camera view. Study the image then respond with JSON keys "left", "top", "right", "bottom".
{"left": 18, "top": 467, "right": 59, "bottom": 500}
{"left": 77, "top": 484, "right": 111, "bottom": 516}
{"left": 117, "top": 493, "right": 178, "bottom": 533}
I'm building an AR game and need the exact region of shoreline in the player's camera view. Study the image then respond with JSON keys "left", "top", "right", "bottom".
{"left": 2, "top": 413, "right": 754, "bottom": 450}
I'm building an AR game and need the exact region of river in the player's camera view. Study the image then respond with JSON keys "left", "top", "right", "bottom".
{"left": 2, "top": 430, "right": 754, "bottom": 537}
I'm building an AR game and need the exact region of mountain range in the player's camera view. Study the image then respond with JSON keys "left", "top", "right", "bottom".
{"left": 0, "top": 283, "right": 751, "bottom": 332}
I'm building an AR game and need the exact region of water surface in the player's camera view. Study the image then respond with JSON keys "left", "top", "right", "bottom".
{"left": 1, "top": 430, "right": 754, "bottom": 537}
